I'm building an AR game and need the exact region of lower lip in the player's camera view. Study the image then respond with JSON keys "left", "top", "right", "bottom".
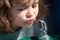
{"left": 28, "top": 19, "right": 34, "bottom": 24}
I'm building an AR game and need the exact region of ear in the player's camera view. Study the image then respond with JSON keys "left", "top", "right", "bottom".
{"left": 5, "top": 0, "right": 11, "bottom": 8}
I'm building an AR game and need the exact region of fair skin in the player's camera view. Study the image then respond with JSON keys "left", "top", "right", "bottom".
{"left": 9, "top": 0, "right": 39, "bottom": 28}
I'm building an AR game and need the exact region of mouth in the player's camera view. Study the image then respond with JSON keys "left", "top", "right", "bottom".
{"left": 27, "top": 19, "right": 35, "bottom": 24}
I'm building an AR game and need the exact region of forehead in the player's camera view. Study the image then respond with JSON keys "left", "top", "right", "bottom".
{"left": 12, "top": 0, "right": 39, "bottom": 7}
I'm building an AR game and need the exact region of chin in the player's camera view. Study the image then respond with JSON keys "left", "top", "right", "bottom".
{"left": 27, "top": 23, "right": 33, "bottom": 28}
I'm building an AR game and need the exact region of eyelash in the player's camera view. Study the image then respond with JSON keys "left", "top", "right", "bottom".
{"left": 18, "top": 7, "right": 27, "bottom": 11}
{"left": 32, "top": 3, "right": 38, "bottom": 8}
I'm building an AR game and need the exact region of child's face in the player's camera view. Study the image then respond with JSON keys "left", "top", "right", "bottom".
{"left": 9, "top": 0, "right": 39, "bottom": 28}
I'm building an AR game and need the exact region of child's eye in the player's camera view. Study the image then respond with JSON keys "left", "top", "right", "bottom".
{"left": 17, "top": 7, "right": 27, "bottom": 11}
{"left": 32, "top": 3, "right": 38, "bottom": 8}
{"left": 18, "top": 8, "right": 25, "bottom": 11}
{"left": 18, "top": 8, "right": 26, "bottom": 11}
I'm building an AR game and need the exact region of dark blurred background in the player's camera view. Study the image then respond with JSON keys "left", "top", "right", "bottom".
{"left": 43, "top": 0, "right": 60, "bottom": 34}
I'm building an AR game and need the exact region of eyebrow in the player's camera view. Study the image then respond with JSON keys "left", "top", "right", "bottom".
{"left": 33, "top": 1, "right": 39, "bottom": 4}
{"left": 33, "top": 0, "right": 39, "bottom": 3}
{"left": 25, "top": 1, "right": 39, "bottom": 6}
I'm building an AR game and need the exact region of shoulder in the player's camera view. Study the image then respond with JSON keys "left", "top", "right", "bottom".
{"left": 39, "top": 34, "right": 60, "bottom": 40}
{"left": 48, "top": 34, "right": 60, "bottom": 40}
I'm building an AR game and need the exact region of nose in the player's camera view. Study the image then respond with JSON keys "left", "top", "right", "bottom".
{"left": 26, "top": 6, "right": 34, "bottom": 18}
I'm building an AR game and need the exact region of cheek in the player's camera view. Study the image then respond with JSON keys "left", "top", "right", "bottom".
{"left": 34, "top": 7, "right": 39, "bottom": 17}
{"left": 10, "top": 10, "right": 26, "bottom": 20}
{"left": 13, "top": 14, "right": 25, "bottom": 21}
{"left": 18, "top": 10, "right": 27, "bottom": 19}
{"left": 12, "top": 15, "right": 25, "bottom": 25}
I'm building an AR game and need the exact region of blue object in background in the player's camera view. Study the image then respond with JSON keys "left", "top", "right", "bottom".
{"left": 54, "top": 0, "right": 60, "bottom": 34}
{"left": 44, "top": 0, "right": 60, "bottom": 34}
